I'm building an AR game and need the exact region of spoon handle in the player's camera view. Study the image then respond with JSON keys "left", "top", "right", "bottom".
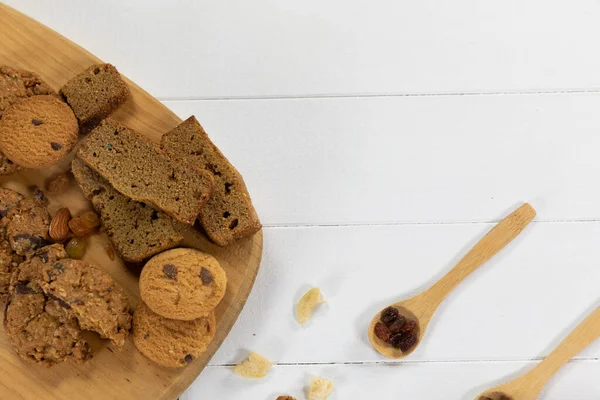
{"left": 423, "top": 203, "right": 535, "bottom": 308}
{"left": 520, "top": 306, "right": 600, "bottom": 394}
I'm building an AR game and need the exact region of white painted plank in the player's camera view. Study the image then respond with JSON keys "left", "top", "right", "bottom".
{"left": 164, "top": 93, "right": 600, "bottom": 225}
{"left": 209, "top": 223, "right": 600, "bottom": 364}
{"left": 183, "top": 360, "right": 600, "bottom": 400}
{"left": 7, "top": 0, "right": 600, "bottom": 98}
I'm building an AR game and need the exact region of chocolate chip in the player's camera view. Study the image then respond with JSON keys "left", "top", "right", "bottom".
{"left": 184, "top": 354, "right": 193, "bottom": 363}
{"left": 15, "top": 282, "right": 34, "bottom": 295}
{"left": 0, "top": 208, "right": 8, "bottom": 218}
{"left": 48, "top": 293, "right": 71, "bottom": 309}
{"left": 51, "top": 142, "right": 63, "bottom": 151}
{"left": 35, "top": 249, "right": 49, "bottom": 262}
{"left": 12, "top": 233, "right": 46, "bottom": 252}
{"left": 33, "top": 188, "right": 46, "bottom": 203}
{"left": 224, "top": 182, "right": 233, "bottom": 193}
{"left": 200, "top": 267, "right": 213, "bottom": 284}
{"left": 151, "top": 210, "right": 159, "bottom": 220}
{"left": 163, "top": 264, "right": 177, "bottom": 280}
{"left": 31, "top": 119, "right": 43, "bottom": 126}
{"left": 53, "top": 263, "right": 65, "bottom": 272}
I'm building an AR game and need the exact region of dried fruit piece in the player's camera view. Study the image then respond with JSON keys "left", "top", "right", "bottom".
{"left": 79, "top": 210, "right": 100, "bottom": 229}
{"left": 65, "top": 237, "right": 86, "bottom": 259}
{"left": 374, "top": 322, "right": 391, "bottom": 342}
{"left": 398, "top": 319, "right": 417, "bottom": 334}
{"left": 233, "top": 352, "right": 272, "bottom": 378}
{"left": 105, "top": 243, "right": 115, "bottom": 261}
{"left": 296, "top": 287, "right": 325, "bottom": 325}
{"left": 308, "top": 376, "right": 334, "bottom": 400}
{"left": 46, "top": 172, "right": 71, "bottom": 193}
{"left": 388, "top": 315, "right": 406, "bottom": 334}
{"left": 68, "top": 217, "right": 89, "bottom": 237}
{"left": 380, "top": 306, "right": 399, "bottom": 326}
{"left": 398, "top": 332, "right": 418, "bottom": 352}
{"left": 49, "top": 207, "right": 71, "bottom": 242}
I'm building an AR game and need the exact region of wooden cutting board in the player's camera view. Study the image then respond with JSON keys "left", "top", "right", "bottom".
{"left": 0, "top": 4, "right": 263, "bottom": 399}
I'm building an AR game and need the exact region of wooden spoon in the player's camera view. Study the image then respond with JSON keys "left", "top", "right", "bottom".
{"left": 476, "top": 306, "right": 600, "bottom": 400}
{"left": 368, "top": 203, "right": 536, "bottom": 358}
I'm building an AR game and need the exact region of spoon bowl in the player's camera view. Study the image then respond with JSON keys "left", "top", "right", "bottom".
{"left": 369, "top": 203, "right": 536, "bottom": 358}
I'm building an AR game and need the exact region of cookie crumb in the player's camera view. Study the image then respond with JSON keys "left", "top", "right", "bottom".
{"left": 308, "top": 377, "right": 334, "bottom": 400}
{"left": 233, "top": 352, "right": 272, "bottom": 378}
{"left": 296, "top": 288, "right": 325, "bottom": 325}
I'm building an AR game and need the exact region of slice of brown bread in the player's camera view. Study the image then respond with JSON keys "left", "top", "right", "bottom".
{"left": 161, "top": 116, "right": 260, "bottom": 246}
{"left": 77, "top": 119, "right": 214, "bottom": 225}
{"left": 71, "top": 158, "right": 184, "bottom": 262}
{"left": 59, "top": 63, "right": 130, "bottom": 131}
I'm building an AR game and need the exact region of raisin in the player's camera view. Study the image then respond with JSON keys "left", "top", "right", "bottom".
{"left": 79, "top": 211, "right": 100, "bottom": 229}
{"left": 380, "top": 306, "right": 399, "bottom": 325}
{"left": 388, "top": 315, "right": 406, "bottom": 334}
{"left": 65, "top": 237, "right": 86, "bottom": 259}
{"left": 199, "top": 267, "right": 213, "bottom": 284}
{"left": 388, "top": 332, "right": 403, "bottom": 348}
{"left": 46, "top": 173, "right": 71, "bottom": 193}
{"left": 398, "top": 332, "right": 418, "bottom": 352}
{"left": 163, "top": 264, "right": 177, "bottom": 280}
{"left": 373, "top": 322, "right": 391, "bottom": 342}
{"left": 398, "top": 319, "right": 418, "bottom": 334}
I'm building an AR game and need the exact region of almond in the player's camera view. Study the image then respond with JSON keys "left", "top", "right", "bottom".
{"left": 49, "top": 207, "right": 71, "bottom": 242}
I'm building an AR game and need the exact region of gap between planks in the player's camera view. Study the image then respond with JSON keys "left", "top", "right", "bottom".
{"left": 158, "top": 88, "right": 600, "bottom": 103}
{"left": 205, "top": 357, "right": 600, "bottom": 368}
{"left": 261, "top": 219, "right": 600, "bottom": 229}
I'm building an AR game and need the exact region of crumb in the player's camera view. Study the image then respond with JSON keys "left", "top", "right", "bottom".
{"left": 233, "top": 352, "right": 272, "bottom": 378}
{"left": 296, "top": 288, "right": 325, "bottom": 325}
{"left": 308, "top": 377, "right": 334, "bottom": 400}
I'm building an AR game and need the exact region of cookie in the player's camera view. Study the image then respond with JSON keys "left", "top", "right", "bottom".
{"left": 0, "top": 65, "right": 55, "bottom": 118}
{"left": 139, "top": 248, "right": 227, "bottom": 320}
{"left": 0, "top": 153, "right": 21, "bottom": 176}
{"left": 0, "top": 239, "right": 24, "bottom": 300}
{"left": 0, "top": 95, "right": 79, "bottom": 168}
{"left": 3, "top": 244, "right": 92, "bottom": 366}
{"left": 5, "top": 198, "right": 50, "bottom": 256}
{"left": 38, "top": 258, "right": 132, "bottom": 348}
{"left": 133, "top": 301, "right": 216, "bottom": 368}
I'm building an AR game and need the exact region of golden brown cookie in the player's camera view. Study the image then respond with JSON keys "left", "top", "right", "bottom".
{"left": 0, "top": 65, "right": 55, "bottom": 118}
{"left": 133, "top": 301, "right": 216, "bottom": 368}
{"left": 139, "top": 248, "right": 227, "bottom": 320}
{"left": 3, "top": 245, "right": 92, "bottom": 366}
{"left": 38, "top": 258, "right": 132, "bottom": 348}
{"left": 0, "top": 95, "right": 78, "bottom": 168}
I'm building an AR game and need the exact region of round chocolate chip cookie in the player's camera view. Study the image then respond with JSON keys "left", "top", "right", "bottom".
{"left": 0, "top": 95, "right": 78, "bottom": 168}
{"left": 0, "top": 66, "right": 56, "bottom": 175}
{"left": 38, "top": 258, "right": 132, "bottom": 348}
{"left": 133, "top": 301, "right": 216, "bottom": 368}
{"left": 3, "top": 244, "right": 92, "bottom": 366}
{"left": 139, "top": 248, "right": 227, "bottom": 320}
{"left": 0, "top": 65, "right": 55, "bottom": 118}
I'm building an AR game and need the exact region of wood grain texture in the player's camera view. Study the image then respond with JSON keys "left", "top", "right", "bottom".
{"left": 369, "top": 204, "right": 536, "bottom": 358}
{"left": 0, "top": 4, "right": 262, "bottom": 400}
{"left": 7, "top": 0, "right": 600, "bottom": 98}
{"left": 478, "top": 306, "right": 600, "bottom": 399}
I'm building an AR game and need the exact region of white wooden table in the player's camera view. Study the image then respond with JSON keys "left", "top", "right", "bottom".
{"left": 6, "top": 1, "right": 600, "bottom": 398}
